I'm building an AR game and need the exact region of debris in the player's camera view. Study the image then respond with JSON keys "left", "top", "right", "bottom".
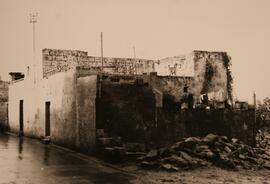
{"left": 124, "top": 143, "right": 146, "bottom": 152}
{"left": 202, "top": 134, "right": 218, "bottom": 144}
{"left": 145, "top": 149, "right": 159, "bottom": 161}
{"left": 42, "top": 136, "right": 51, "bottom": 144}
{"left": 160, "top": 163, "right": 179, "bottom": 171}
{"left": 231, "top": 138, "right": 238, "bottom": 143}
{"left": 138, "top": 133, "right": 270, "bottom": 171}
{"left": 224, "top": 146, "right": 232, "bottom": 153}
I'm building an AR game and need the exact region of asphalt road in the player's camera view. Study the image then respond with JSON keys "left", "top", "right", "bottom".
{"left": 0, "top": 133, "right": 135, "bottom": 184}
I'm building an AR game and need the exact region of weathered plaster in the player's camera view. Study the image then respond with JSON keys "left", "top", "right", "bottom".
{"left": 8, "top": 69, "right": 97, "bottom": 152}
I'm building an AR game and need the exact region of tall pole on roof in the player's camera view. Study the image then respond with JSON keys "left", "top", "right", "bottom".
{"left": 30, "top": 13, "right": 38, "bottom": 83}
{"left": 99, "top": 32, "right": 103, "bottom": 98}
{"left": 101, "top": 32, "right": 103, "bottom": 74}
{"left": 133, "top": 46, "right": 136, "bottom": 59}
{"left": 133, "top": 46, "right": 137, "bottom": 75}
{"left": 253, "top": 91, "right": 257, "bottom": 146}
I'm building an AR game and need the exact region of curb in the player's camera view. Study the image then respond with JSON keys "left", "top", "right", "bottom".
{"left": 3, "top": 132, "right": 138, "bottom": 176}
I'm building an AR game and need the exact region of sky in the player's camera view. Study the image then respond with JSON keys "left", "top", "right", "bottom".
{"left": 0, "top": 0, "right": 269, "bottom": 102}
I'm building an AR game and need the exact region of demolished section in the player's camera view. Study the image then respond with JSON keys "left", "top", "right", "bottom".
{"left": 42, "top": 49, "right": 233, "bottom": 105}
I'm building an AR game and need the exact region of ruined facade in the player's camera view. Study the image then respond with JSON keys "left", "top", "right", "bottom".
{"left": 8, "top": 48, "right": 235, "bottom": 152}
{"left": 42, "top": 49, "right": 232, "bottom": 105}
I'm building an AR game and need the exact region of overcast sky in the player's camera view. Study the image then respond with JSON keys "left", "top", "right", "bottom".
{"left": 0, "top": 0, "right": 269, "bottom": 102}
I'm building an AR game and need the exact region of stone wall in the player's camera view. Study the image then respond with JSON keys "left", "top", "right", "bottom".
{"left": 42, "top": 49, "right": 232, "bottom": 104}
{"left": 42, "top": 48, "right": 155, "bottom": 78}
{"left": 147, "top": 51, "right": 230, "bottom": 105}
{"left": 0, "top": 80, "right": 8, "bottom": 102}
{"left": 42, "top": 49, "right": 88, "bottom": 78}
{"left": 93, "top": 74, "right": 252, "bottom": 146}
{"left": 154, "top": 108, "right": 255, "bottom": 146}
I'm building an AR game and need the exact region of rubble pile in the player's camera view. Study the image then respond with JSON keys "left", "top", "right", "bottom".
{"left": 256, "top": 129, "right": 270, "bottom": 150}
{"left": 138, "top": 134, "right": 270, "bottom": 171}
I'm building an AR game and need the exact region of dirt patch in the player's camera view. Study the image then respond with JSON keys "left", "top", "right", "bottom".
{"left": 130, "top": 167, "right": 270, "bottom": 184}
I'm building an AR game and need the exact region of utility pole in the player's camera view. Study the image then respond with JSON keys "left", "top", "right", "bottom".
{"left": 101, "top": 32, "right": 104, "bottom": 74}
{"left": 30, "top": 13, "right": 38, "bottom": 83}
{"left": 253, "top": 91, "right": 257, "bottom": 146}
{"left": 133, "top": 46, "right": 136, "bottom": 59}
{"left": 133, "top": 46, "right": 137, "bottom": 75}
{"left": 99, "top": 32, "right": 103, "bottom": 98}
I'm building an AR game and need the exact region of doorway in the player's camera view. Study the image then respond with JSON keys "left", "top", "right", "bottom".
{"left": 19, "top": 100, "right": 23, "bottom": 135}
{"left": 45, "top": 102, "right": 50, "bottom": 137}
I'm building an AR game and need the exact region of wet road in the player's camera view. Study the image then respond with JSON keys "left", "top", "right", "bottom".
{"left": 0, "top": 134, "right": 135, "bottom": 184}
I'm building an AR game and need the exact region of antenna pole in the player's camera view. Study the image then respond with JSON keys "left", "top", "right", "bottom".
{"left": 253, "top": 91, "right": 257, "bottom": 146}
{"left": 101, "top": 32, "right": 103, "bottom": 74}
{"left": 30, "top": 13, "right": 38, "bottom": 83}
{"left": 99, "top": 32, "right": 103, "bottom": 98}
{"left": 133, "top": 46, "right": 136, "bottom": 58}
{"left": 133, "top": 46, "right": 137, "bottom": 75}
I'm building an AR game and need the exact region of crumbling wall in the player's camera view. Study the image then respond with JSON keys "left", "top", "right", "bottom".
{"left": 0, "top": 102, "right": 8, "bottom": 132}
{"left": 43, "top": 49, "right": 232, "bottom": 105}
{"left": 0, "top": 80, "right": 8, "bottom": 131}
{"left": 148, "top": 51, "right": 231, "bottom": 105}
{"left": 153, "top": 108, "right": 255, "bottom": 146}
{"left": 81, "top": 57, "right": 155, "bottom": 75}
{"left": 148, "top": 75, "right": 194, "bottom": 102}
{"left": 42, "top": 49, "right": 155, "bottom": 78}
{"left": 194, "top": 51, "right": 230, "bottom": 103}
{"left": 96, "top": 76, "right": 156, "bottom": 143}
{"left": 42, "top": 49, "right": 88, "bottom": 78}
{"left": 155, "top": 53, "right": 194, "bottom": 77}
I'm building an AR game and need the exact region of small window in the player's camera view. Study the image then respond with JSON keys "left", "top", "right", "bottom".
{"left": 184, "top": 86, "right": 188, "bottom": 93}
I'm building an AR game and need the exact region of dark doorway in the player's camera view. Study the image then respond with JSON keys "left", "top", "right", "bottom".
{"left": 19, "top": 100, "right": 24, "bottom": 135}
{"left": 45, "top": 102, "right": 50, "bottom": 136}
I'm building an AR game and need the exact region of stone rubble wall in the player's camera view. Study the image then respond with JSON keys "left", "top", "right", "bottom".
{"left": 42, "top": 48, "right": 155, "bottom": 78}
{"left": 42, "top": 49, "right": 231, "bottom": 103}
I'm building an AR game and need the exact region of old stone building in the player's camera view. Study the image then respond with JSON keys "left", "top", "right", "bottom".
{"left": 42, "top": 49, "right": 232, "bottom": 105}
{"left": 8, "top": 48, "right": 234, "bottom": 152}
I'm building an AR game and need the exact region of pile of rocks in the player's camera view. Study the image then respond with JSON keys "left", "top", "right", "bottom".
{"left": 256, "top": 129, "right": 270, "bottom": 149}
{"left": 138, "top": 134, "right": 270, "bottom": 171}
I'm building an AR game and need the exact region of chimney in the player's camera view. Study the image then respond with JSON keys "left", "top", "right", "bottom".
{"left": 9, "top": 72, "right": 25, "bottom": 81}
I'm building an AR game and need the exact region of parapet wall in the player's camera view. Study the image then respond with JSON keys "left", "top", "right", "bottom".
{"left": 42, "top": 49, "right": 232, "bottom": 104}
{"left": 42, "top": 49, "right": 155, "bottom": 78}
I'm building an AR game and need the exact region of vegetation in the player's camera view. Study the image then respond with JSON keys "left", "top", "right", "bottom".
{"left": 201, "top": 59, "right": 215, "bottom": 94}
{"left": 222, "top": 54, "right": 233, "bottom": 104}
{"left": 257, "top": 97, "right": 270, "bottom": 128}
